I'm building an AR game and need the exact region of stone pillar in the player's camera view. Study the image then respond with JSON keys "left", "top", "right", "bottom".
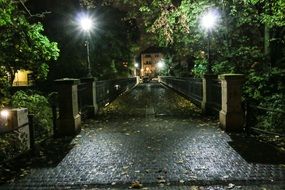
{"left": 80, "top": 77, "right": 98, "bottom": 117}
{"left": 8, "top": 108, "right": 30, "bottom": 149}
{"left": 202, "top": 74, "right": 217, "bottom": 114}
{"left": 55, "top": 78, "right": 81, "bottom": 136}
{"left": 219, "top": 74, "right": 245, "bottom": 132}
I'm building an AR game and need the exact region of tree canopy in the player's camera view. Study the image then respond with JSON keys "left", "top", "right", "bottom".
{"left": 24, "top": 0, "right": 140, "bottom": 80}
{"left": 0, "top": 0, "right": 59, "bottom": 84}
{"left": 80, "top": 0, "right": 284, "bottom": 68}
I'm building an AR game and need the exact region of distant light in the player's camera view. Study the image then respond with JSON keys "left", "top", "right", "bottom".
{"left": 0, "top": 110, "right": 9, "bottom": 119}
{"left": 201, "top": 9, "right": 219, "bottom": 30}
{"left": 114, "top": 84, "right": 120, "bottom": 90}
{"left": 157, "top": 60, "right": 164, "bottom": 69}
{"left": 134, "top": 63, "right": 139, "bottom": 68}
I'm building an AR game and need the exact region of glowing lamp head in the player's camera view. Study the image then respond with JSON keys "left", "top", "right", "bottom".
{"left": 80, "top": 16, "right": 93, "bottom": 31}
{"left": 157, "top": 60, "right": 165, "bottom": 69}
{"left": 201, "top": 9, "right": 219, "bottom": 31}
{"left": 0, "top": 110, "right": 9, "bottom": 119}
{"left": 134, "top": 63, "right": 139, "bottom": 68}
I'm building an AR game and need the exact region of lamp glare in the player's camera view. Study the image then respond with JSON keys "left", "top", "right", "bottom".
{"left": 157, "top": 61, "right": 164, "bottom": 69}
{"left": 0, "top": 110, "right": 9, "bottom": 118}
{"left": 201, "top": 10, "right": 218, "bottom": 30}
{"left": 80, "top": 17, "right": 92, "bottom": 31}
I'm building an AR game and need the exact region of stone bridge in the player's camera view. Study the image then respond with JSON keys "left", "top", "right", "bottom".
{"left": 1, "top": 79, "right": 284, "bottom": 189}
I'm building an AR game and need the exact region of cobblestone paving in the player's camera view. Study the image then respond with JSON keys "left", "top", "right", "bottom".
{"left": 1, "top": 82, "right": 285, "bottom": 189}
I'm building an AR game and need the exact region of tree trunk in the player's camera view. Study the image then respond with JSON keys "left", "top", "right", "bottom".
{"left": 8, "top": 68, "right": 15, "bottom": 86}
{"left": 264, "top": 24, "right": 271, "bottom": 72}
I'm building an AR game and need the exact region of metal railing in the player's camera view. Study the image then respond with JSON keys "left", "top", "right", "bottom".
{"left": 160, "top": 76, "right": 203, "bottom": 106}
{"left": 96, "top": 78, "right": 137, "bottom": 106}
{"left": 208, "top": 79, "right": 221, "bottom": 112}
{"left": 245, "top": 103, "right": 285, "bottom": 136}
{"left": 77, "top": 82, "right": 89, "bottom": 118}
{"left": 187, "top": 78, "right": 203, "bottom": 105}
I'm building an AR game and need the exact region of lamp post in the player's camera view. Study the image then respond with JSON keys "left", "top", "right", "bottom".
{"left": 134, "top": 62, "right": 139, "bottom": 76}
{"left": 157, "top": 59, "right": 165, "bottom": 70}
{"left": 201, "top": 9, "right": 219, "bottom": 74}
{"left": 79, "top": 16, "right": 93, "bottom": 77}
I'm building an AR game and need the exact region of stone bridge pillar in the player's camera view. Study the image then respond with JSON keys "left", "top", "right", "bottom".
{"left": 202, "top": 74, "right": 217, "bottom": 114}
{"left": 219, "top": 74, "right": 245, "bottom": 132}
{"left": 81, "top": 77, "right": 98, "bottom": 117}
{"left": 55, "top": 78, "right": 81, "bottom": 136}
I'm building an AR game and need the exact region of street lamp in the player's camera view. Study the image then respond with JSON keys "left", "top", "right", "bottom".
{"left": 134, "top": 63, "right": 139, "bottom": 68}
{"left": 0, "top": 109, "right": 9, "bottom": 120}
{"left": 134, "top": 62, "right": 139, "bottom": 76}
{"left": 201, "top": 9, "right": 219, "bottom": 73}
{"left": 157, "top": 59, "right": 165, "bottom": 70}
{"left": 79, "top": 15, "right": 94, "bottom": 77}
{"left": 0, "top": 109, "right": 9, "bottom": 128}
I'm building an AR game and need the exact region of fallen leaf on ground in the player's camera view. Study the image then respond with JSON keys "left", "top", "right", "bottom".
{"left": 190, "top": 186, "right": 199, "bottom": 190}
{"left": 130, "top": 180, "right": 143, "bottom": 189}
{"left": 157, "top": 176, "right": 166, "bottom": 183}
{"left": 176, "top": 160, "right": 183, "bottom": 164}
{"left": 227, "top": 183, "right": 235, "bottom": 189}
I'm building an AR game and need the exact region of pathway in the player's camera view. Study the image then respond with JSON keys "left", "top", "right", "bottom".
{"left": 1, "top": 82, "right": 284, "bottom": 189}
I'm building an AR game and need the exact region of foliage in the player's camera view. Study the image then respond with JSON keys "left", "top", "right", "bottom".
{"left": 0, "top": 128, "right": 29, "bottom": 163}
{"left": 245, "top": 0, "right": 285, "bottom": 27}
{"left": 0, "top": 0, "right": 59, "bottom": 84}
{"left": 90, "top": 6, "right": 140, "bottom": 79}
{"left": 244, "top": 68, "right": 285, "bottom": 133}
{"left": 192, "top": 58, "right": 207, "bottom": 78}
{"left": 244, "top": 68, "right": 284, "bottom": 102}
{"left": 0, "top": 68, "right": 10, "bottom": 106}
{"left": 81, "top": 0, "right": 284, "bottom": 69}
{"left": 11, "top": 90, "right": 52, "bottom": 141}
{"left": 257, "top": 94, "right": 285, "bottom": 133}
{"left": 26, "top": 0, "right": 139, "bottom": 80}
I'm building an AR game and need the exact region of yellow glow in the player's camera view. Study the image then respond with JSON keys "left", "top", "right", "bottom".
{"left": 13, "top": 70, "right": 33, "bottom": 86}
{"left": 0, "top": 110, "right": 9, "bottom": 119}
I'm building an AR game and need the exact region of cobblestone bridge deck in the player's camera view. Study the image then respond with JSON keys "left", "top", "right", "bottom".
{"left": 1, "top": 82, "right": 284, "bottom": 189}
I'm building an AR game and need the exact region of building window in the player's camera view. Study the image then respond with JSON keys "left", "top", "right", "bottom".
{"left": 144, "top": 54, "right": 151, "bottom": 58}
